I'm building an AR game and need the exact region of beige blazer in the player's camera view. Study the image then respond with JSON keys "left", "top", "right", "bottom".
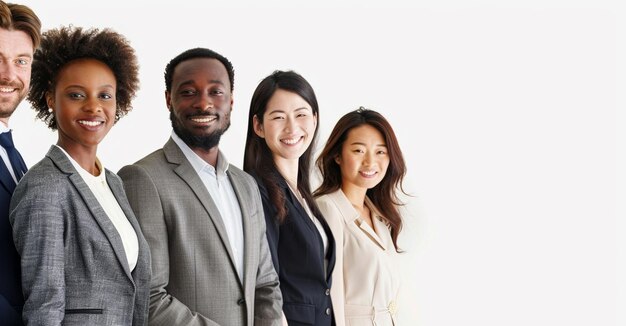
{"left": 118, "top": 138, "right": 282, "bottom": 326}
{"left": 316, "top": 190, "right": 400, "bottom": 326}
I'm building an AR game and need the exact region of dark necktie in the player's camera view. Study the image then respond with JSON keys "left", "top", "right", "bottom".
{"left": 0, "top": 130, "right": 27, "bottom": 182}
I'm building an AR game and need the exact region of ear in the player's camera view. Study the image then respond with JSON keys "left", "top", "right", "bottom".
{"left": 253, "top": 115, "right": 265, "bottom": 138}
{"left": 313, "top": 112, "right": 318, "bottom": 130}
{"left": 165, "top": 91, "right": 172, "bottom": 111}
{"left": 334, "top": 155, "right": 341, "bottom": 165}
{"left": 230, "top": 91, "right": 234, "bottom": 110}
{"left": 45, "top": 91, "right": 54, "bottom": 111}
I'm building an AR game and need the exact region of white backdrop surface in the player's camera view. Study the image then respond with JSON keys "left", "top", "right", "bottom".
{"left": 10, "top": 0, "right": 625, "bottom": 325}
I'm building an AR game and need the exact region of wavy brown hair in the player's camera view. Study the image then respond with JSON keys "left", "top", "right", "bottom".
{"left": 314, "top": 107, "right": 407, "bottom": 251}
{"left": 0, "top": 2, "right": 41, "bottom": 49}
{"left": 27, "top": 26, "right": 139, "bottom": 129}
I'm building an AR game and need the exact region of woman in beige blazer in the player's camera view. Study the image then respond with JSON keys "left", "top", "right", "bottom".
{"left": 314, "top": 108, "right": 408, "bottom": 326}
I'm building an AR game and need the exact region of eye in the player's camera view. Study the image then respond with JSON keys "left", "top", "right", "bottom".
{"left": 271, "top": 115, "right": 285, "bottom": 120}
{"left": 16, "top": 58, "right": 30, "bottom": 66}
{"left": 180, "top": 89, "right": 196, "bottom": 96}
{"left": 100, "top": 92, "right": 113, "bottom": 100}
{"left": 68, "top": 92, "right": 85, "bottom": 100}
{"left": 352, "top": 149, "right": 365, "bottom": 154}
{"left": 296, "top": 112, "right": 308, "bottom": 118}
{"left": 377, "top": 150, "right": 388, "bottom": 155}
{"left": 210, "top": 89, "right": 224, "bottom": 96}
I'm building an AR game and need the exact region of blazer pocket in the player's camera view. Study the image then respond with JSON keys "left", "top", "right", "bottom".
{"left": 283, "top": 302, "right": 316, "bottom": 325}
{"left": 65, "top": 308, "right": 103, "bottom": 314}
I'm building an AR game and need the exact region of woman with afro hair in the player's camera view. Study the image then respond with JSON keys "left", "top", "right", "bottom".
{"left": 9, "top": 26, "right": 151, "bottom": 325}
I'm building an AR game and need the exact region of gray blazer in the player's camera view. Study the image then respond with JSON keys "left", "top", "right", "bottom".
{"left": 118, "top": 138, "right": 282, "bottom": 326}
{"left": 9, "top": 145, "right": 151, "bottom": 325}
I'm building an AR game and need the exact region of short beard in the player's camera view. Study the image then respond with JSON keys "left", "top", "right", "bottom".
{"left": 170, "top": 110, "right": 230, "bottom": 150}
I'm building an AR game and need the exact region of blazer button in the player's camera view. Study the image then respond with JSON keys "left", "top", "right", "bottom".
{"left": 325, "top": 307, "right": 331, "bottom": 315}
{"left": 325, "top": 288, "right": 330, "bottom": 296}
{"left": 237, "top": 298, "right": 246, "bottom": 305}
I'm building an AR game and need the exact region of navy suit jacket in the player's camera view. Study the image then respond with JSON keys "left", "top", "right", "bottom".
{"left": 253, "top": 173, "right": 336, "bottom": 326}
{"left": 0, "top": 149, "right": 25, "bottom": 325}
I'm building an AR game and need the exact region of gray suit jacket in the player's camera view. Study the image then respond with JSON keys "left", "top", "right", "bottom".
{"left": 9, "top": 145, "right": 151, "bottom": 325}
{"left": 118, "top": 138, "right": 282, "bottom": 326}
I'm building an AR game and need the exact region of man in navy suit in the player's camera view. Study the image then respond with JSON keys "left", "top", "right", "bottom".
{"left": 0, "top": 2, "right": 41, "bottom": 325}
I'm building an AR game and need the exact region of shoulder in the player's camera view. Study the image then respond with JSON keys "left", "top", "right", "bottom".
{"left": 118, "top": 149, "right": 168, "bottom": 179}
{"left": 315, "top": 190, "right": 342, "bottom": 209}
{"left": 16, "top": 157, "right": 67, "bottom": 192}
{"left": 227, "top": 164, "right": 260, "bottom": 189}
{"left": 316, "top": 190, "right": 347, "bottom": 222}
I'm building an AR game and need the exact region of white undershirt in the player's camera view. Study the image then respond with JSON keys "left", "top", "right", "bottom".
{"left": 171, "top": 132, "right": 245, "bottom": 282}
{"left": 55, "top": 145, "right": 139, "bottom": 271}
{"left": 0, "top": 122, "right": 19, "bottom": 184}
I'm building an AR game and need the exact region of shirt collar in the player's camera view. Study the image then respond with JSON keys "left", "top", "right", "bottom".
{"left": 170, "top": 131, "right": 229, "bottom": 176}
{"left": 0, "top": 121, "right": 11, "bottom": 133}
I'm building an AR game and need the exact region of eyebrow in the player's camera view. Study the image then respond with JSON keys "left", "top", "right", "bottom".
{"left": 349, "top": 141, "right": 387, "bottom": 147}
{"left": 63, "top": 84, "right": 115, "bottom": 90}
{"left": 0, "top": 52, "right": 33, "bottom": 60}
{"left": 177, "top": 79, "right": 226, "bottom": 88}
{"left": 267, "top": 107, "right": 311, "bottom": 115}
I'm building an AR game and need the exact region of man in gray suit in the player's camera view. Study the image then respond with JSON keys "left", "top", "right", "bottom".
{"left": 118, "top": 48, "right": 282, "bottom": 326}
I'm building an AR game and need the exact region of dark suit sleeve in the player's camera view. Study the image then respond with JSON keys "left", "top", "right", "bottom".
{"left": 9, "top": 177, "right": 66, "bottom": 325}
{"left": 119, "top": 164, "right": 221, "bottom": 326}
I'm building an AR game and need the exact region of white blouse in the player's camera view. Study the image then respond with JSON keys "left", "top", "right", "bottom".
{"left": 56, "top": 145, "right": 139, "bottom": 271}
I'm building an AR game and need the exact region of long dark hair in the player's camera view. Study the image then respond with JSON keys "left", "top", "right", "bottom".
{"left": 314, "top": 108, "right": 407, "bottom": 250}
{"left": 243, "top": 70, "right": 322, "bottom": 224}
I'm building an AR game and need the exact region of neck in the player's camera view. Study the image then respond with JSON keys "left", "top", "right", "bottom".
{"left": 341, "top": 183, "right": 368, "bottom": 209}
{"left": 191, "top": 146, "right": 219, "bottom": 167}
{"left": 275, "top": 156, "right": 299, "bottom": 188}
{"left": 57, "top": 141, "right": 99, "bottom": 176}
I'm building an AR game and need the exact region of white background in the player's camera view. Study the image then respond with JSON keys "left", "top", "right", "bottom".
{"left": 12, "top": 0, "right": 624, "bottom": 325}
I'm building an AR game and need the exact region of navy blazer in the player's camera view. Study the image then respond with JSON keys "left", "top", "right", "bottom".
{"left": 253, "top": 173, "right": 336, "bottom": 326}
{"left": 0, "top": 148, "right": 25, "bottom": 325}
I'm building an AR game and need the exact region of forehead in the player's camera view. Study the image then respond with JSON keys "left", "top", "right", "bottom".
{"left": 56, "top": 58, "right": 116, "bottom": 86}
{"left": 266, "top": 89, "right": 311, "bottom": 111}
{"left": 172, "top": 57, "right": 229, "bottom": 88}
{"left": 0, "top": 28, "right": 34, "bottom": 57}
{"left": 346, "top": 124, "right": 385, "bottom": 144}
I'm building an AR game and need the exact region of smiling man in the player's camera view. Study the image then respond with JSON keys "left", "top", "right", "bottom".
{"left": 0, "top": 2, "right": 40, "bottom": 325}
{"left": 118, "top": 48, "right": 282, "bottom": 326}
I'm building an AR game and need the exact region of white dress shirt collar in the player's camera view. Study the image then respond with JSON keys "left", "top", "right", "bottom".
{"left": 170, "top": 131, "right": 229, "bottom": 176}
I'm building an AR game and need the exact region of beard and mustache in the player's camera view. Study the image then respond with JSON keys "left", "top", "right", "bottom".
{"left": 170, "top": 109, "right": 231, "bottom": 150}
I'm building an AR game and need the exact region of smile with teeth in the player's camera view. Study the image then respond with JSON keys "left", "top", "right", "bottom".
{"left": 360, "top": 170, "right": 377, "bottom": 177}
{"left": 78, "top": 120, "right": 104, "bottom": 127}
{"left": 0, "top": 87, "right": 17, "bottom": 93}
{"left": 190, "top": 116, "right": 216, "bottom": 123}
{"left": 281, "top": 136, "right": 303, "bottom": 145}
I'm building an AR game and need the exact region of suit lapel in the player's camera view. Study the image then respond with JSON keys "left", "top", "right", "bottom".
{"left": 333, "top": 190, "right": 387, "bottom": 250}
{"left": 163, "top": 139, "right": 239, "bottom": 282}
{"left": 227, "top": 169, "right": 255, "bottom": 290}
{"left": 47, "top": 146, "right": 134, "bottom": 280}
{"left": 107, "top": 171, "right": 148, "bottom": 283}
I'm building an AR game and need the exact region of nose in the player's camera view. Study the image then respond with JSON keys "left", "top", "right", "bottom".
{"left": 193, "top": 92, "right": 213, "bottom": 111}
{"left": 363, "top": 151, "right": 375, "bottom": 166}
{"left": 284, "top": 116, "right": 296, "bottom": 133}
{"left": 82, "top": 96, "right": 103, "bottom": 113}
{"left": 0, "top": 62, "right": 16, "bottom": 82}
